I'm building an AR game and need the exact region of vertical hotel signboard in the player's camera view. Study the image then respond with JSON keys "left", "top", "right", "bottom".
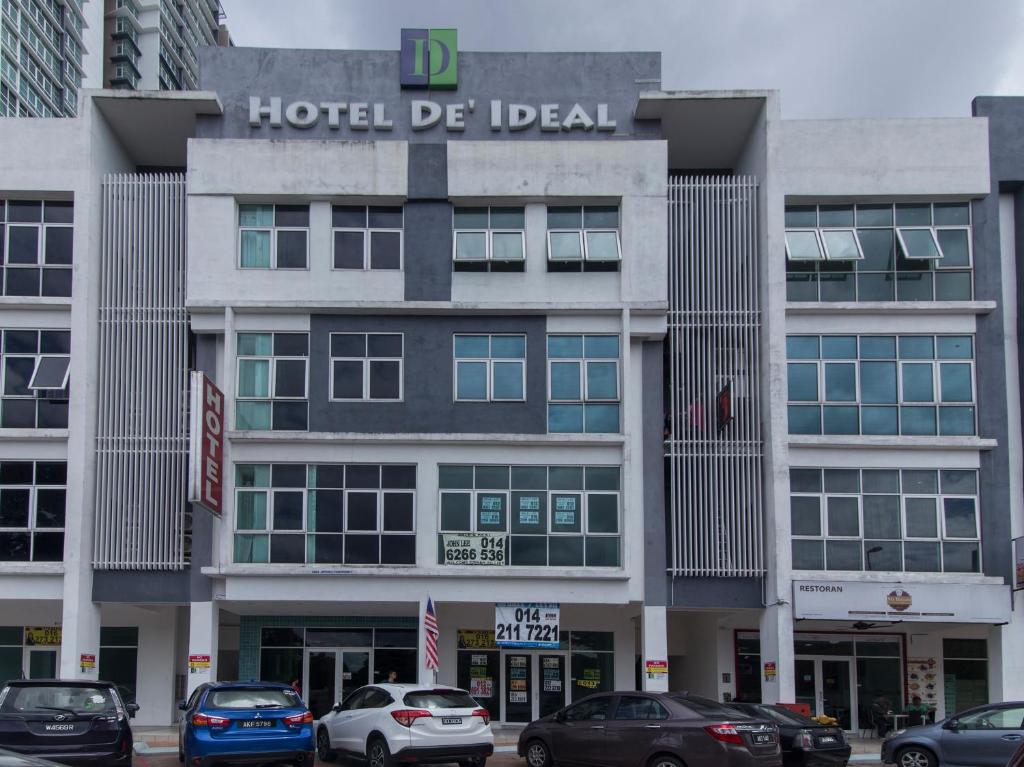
{"left": 188, "top": 371, "right": 224, "bottom": 517}
{"left": 1014, "top": 536, "right": 1024, "bottom": 591}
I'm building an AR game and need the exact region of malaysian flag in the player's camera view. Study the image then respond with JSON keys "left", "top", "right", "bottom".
{"left": 424, "top": 597, "right": 439, "bottom": 671}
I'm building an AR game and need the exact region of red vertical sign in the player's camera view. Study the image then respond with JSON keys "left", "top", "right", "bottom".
{"left": 189, "top": 371, "right": 224, "bottom": 517}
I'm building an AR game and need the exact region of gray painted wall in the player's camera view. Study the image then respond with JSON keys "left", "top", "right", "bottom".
{"left": 971, "top": 97, "right": 1022, "bottom": 583}
{"left": 642, "top": 341, "right": 667, "bottom": 606}
{"left": 308, "top": 314, "right": 548, "bottom": 434}
{"left": 196, "top": 48, "right": 662, "bottom": 142}
{"left": 668, "top": 577, "right": 763, "bottom": 609}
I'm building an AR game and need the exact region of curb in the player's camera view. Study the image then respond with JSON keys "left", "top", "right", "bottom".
{"left": 135, "top": 743, "right": 179, "bottom": 755}
{"left": 851, "top": 754, "right": 882, "bottom": 763}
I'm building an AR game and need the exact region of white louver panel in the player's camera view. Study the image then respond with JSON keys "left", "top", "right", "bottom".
{"left": 94, "top": 174, "right": 190, "bottom": 570}
{"left": 666, "top": 176, "right": 764, "bottom": 577}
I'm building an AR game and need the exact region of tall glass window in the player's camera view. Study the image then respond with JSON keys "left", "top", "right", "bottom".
{"left": 790, "top": 468, "right": 980, "bottom": 573}
{"left": 235, "top": 332, "right": 308, "bottom": 431}
{"left": 0, "top": 329, "right": 70, "bottom": 429}
{"left": 0, "top": 200, "right": 74, "bottom": 297}
{"left": 234, "top": 463, "right": 416, "bottom": 566}
{"left": 786, "top": 202, "right": 972, "bottom": 302}
{"left": 332, "top": 205, "right": 403, "bottom": 270}
{"left": 238, "top": 204, "right": 309, "bottom": 269}
{"left": 787, "top": 334, "right": 975, "bottom": 436}
{"left": 548, "top": 335, "right": 620, "bottom": 433}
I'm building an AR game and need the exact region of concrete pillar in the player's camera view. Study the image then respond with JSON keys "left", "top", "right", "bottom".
{"left": 186, "top": 602, "right": 219, "bottom": 696}
{"left": 995, "top": 601, "right": 1024, "bottom": 702}
{"left": 640, "top": 606, "right": 669, "bottom": 692}
{"left": 758, "top": 604, "right": 795, "bottom": 704}
{"left": 59, "top": 595, "right": 100, "bottom": 681}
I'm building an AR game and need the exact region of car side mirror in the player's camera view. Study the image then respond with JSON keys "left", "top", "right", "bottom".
{"left": 333, "top": 703, "right": 342, "bottom": 713}
{"left": 943, "top": 719, "right": 959, "bottom": 731}
{"left": 176, "top": 700, "right": 187, "bottom": 711}
{"left": 126, "top": 703, "right": 140, "bottom": 719}
{"left": 555, "top": 711, "right": 566, "bottom": 723}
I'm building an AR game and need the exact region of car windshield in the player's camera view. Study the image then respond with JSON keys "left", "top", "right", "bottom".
{"left": 205, "top": 689, "right": 301, "bottom": 710}
{"left": 760, "top": 705, "right": 819, "bottom": 727}
{"left": 670, "top": 695, "right": 752, "bottom": 718}
{"left": 403, "top": 689, "right": 477, "bottom": 709}
{"left": 1, "top": 685, "right": 118, "bottom": 715}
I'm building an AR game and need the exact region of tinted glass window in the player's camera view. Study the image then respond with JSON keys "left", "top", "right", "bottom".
{"left": 2, "top": 685, "right": 118, "bottom": 713}
{"left": 957, "top": 705, "right": 1024, "bottom": 730}
{"left": 564, "top": 696, "right": 613, "bottom": 721}
{"left": 670, "top": 695, "right": 752, "bottom": 718}
{"left": 403, "top": 689, "right": 477, "bottom": 709}
{"left": 762, "top": 705, "right": 819, "bottom": 726}
{"left": 206, "top": 688, "right": 300, "bottom": 709}
{"left": 614, "top": 696, "right": 669, "bottom": 720}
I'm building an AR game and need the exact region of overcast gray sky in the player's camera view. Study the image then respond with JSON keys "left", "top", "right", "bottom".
{"left": 218, "top": 0, "right": 1024, "bottom": 119}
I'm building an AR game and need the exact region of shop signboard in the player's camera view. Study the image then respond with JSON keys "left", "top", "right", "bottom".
{"left": 495, "top": 603, "right": 560, "bottom": 648}
{"left": 644, "top": 660, "right": 668, "bottom": 679}
{"left": 188, "top": 371, "right": 224, "bottom": 517}
{"left": 188, "top": 654, "right": 211, "bottom": 674}
{"left": 792, "top": 580, "right": 1010, "bottom": 623}
{"left": 441, "top": 533, "right": 506, "bottom": 565}
{"left": 25, "top": 627, "right": 61, "bottom": 646}
{"left": 1013, "top": 537, "right": 1024, "bottom": 591}
{"left": 457, "top": 629, "right": 498, "bottom": 650}
{"left": 79, "top": 653, "right": 96, "bottom": 673}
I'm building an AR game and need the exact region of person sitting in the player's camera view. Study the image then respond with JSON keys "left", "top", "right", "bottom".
{"left": 906, "top": 695, "right": 932, "bottom": 726}
{"left": 870, "top": 695, "right": 894, "bottom": 737}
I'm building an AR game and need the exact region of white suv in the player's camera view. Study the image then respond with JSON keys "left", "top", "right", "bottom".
{"left": 316, "top": 683, "right": 493, "bottom": 767}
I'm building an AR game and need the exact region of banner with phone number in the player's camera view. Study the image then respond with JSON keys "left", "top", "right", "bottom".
{"left": 495, "top": 603, "right": 560, "bottom": 648}
{"left": 441, "top": 533, "right": 506, "bottom": 565}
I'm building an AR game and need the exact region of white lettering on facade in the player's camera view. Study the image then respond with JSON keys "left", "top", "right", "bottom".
{"left": 373, "top": 103, "right": 393, "bottom": 130}
{"left": 446, "top": 103, "right": 465, "bottom": 131}
{"left": 508, "top": 104, "right": 537, "bottom": 131}
{"left": 411, "top": 100, "right": 443, "bottom": 130}
{"left": 349, "top": 102, "right": 370, "bottom": 130}
{"left": 540, "top": 104, "right": 560, "bottom": 131}
{"left": 597, "top": 103, "right": 617, "bottom": 131}
{"left": 284, "top": 100, "right": 318, "bottom": 128}
{"left": 562, "top": 103, "right": 595, "bottom": 131}
{"left": 321, "top": 102, "right": 347, "bottom": 128}
{"left": 249, "top": 96, "right": 282, "bottom": 128}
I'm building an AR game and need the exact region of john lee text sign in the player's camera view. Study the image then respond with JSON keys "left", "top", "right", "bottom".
{"left": 442, "top": 533, "right": 506, "bottom": 565}
{"left": 495, "top": 603, "right": 559, "bottom": 648}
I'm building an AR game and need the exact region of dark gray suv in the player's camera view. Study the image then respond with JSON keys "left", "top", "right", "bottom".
{"left": 517, "top": 691, "right": 781, "bottom": 767}
{"left": 881, "top": 701, "right": 1024, "bottom": 767}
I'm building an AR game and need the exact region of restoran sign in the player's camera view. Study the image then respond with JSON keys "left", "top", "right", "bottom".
{"left": 248, "top": 97, "right": 617, "bottom": 134}
{"left": 793, "top": 580, "right": 1009, "bottom": 624}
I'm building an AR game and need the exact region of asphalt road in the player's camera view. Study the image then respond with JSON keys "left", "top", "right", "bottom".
{"left": 136, "top": 751, "right": 885, "bottom": 767}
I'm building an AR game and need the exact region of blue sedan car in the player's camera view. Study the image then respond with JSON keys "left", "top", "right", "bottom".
{"left": 178, "top": 682, "right": 314, "bottom": 767}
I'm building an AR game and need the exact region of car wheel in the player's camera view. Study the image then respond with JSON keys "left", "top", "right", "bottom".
{"left": 525, "top": 738, "right": 553, "bottom": 767}
{"left": 648, "top": 757, "right": 683, "bottom": 767}
{"left": 317, "top": 727, "right": 337, "bottom": 762}
{"left": 896, "top": 746, "right": 937, "bottom": 767}
{"left": 459, "top": 760, "right": 487, "bottom": 767}
{"left": 367, "top": 737, "right": 395, "bottom": 767}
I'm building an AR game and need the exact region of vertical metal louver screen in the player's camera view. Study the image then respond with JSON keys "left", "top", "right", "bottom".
{"left": 94, "top": 174, "right": 189, "bottom": 570}
{"left": 666, "top": 176, "right": 763, "bottom": 577}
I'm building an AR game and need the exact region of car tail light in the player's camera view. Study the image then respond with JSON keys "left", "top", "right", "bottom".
{"left": 471, "top": 708, "right": 490, "bottom": 725}
{"left": 191, "top": 712, "right": 230, "bottom": 728}
{"left": 704, "top": 723, "right": 744, "bottom": 745}
{"left": 390, "top": 709, "right": 432, "bottom": 727}
{"left": 795, "top": 729, "right": 814, "bottom": 749}
{"left": 284, "top": 711, "right": 313, "bottom": 726}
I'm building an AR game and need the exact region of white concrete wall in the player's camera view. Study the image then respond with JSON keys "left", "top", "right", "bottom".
{"left": 101, "top": 605, "right": 179, "bottom": 726}
{"left": 779, "top": 118, "right": 990, "bottom": 198}
{"left": 447, "top": 140, "right": 668, "bottom": 307}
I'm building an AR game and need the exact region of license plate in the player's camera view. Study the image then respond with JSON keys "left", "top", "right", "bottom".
{"left": 819, "top": 736, "right": 836, "bottom": 743}
{"left": 441, "top": 717, "right": 463, "bottom": 726}
{"left": 238, "top": 720, "right": 274, "bottom": 729}
{"left": 43, "top": 724, "right": 76, "bottom": 732}
{"left": 753, "top": 733, "right": 774, "bottom": 744}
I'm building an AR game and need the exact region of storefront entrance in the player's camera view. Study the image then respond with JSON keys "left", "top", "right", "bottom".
{"left": 25, "top": 647, "right": 58, "bottom": 679}
{"left": 795, "top": 656, "right": 854, "bottom": 730}
{"left": 502, "top": 651, "right": 569, "bottom": 724}
{"left": 303, "top": 649, "right": 371, "bottom": 719}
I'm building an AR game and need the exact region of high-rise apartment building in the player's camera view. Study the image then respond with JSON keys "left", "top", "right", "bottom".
{"left": 0, "top": 0, "right": 88, "bottom": 116}
{"left": 103, "top": 0, "right": 229, "bottom": 91}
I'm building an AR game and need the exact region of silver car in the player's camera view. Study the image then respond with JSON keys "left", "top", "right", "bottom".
{"left": 881, "top": 701, "right": 1024, "bottom": 767}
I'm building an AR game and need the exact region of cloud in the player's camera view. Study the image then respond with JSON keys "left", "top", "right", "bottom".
{"left": 218, "top": 0, "right": 1024, "bottom": 118}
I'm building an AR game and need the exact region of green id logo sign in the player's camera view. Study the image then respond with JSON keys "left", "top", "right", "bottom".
{"left": 400, "top": 28, "right": 457, "bottom": 89}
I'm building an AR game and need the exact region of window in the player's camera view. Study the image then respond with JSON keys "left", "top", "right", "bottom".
{"left": 1, "top": 329, "right": 70, "bottom": 429}
{"left": 238, "top": 204, "right": 309, "bottom": 269}
{"left": 789, "top": 468, "right": 980, "bottom": 573}
{"left": 235, "top": 332, "right": 308, "bottom": 431}
{"left": 546, "top": 206, "right": 620, "bottom": 272}
{"left": 99, "top": 627, "right": 138, "bottom": 704}
{"left": 786, "top": 203, "right": 973, "bottom": 302}
{"left": 332, "top": 205, "right": 403, "bottom": 270}
{"left": 452, "top": 206, "right": 525, "bottom": 272}
{"left": 614, "top": 696, "right": 669, "bottom": 720}
{"left": 0, "top": 199, "right": 73, "bottom": 298}
{"left": 438, "top": 464, "right": 621, "bottom": 567}
{"left": 453, "top": 334, "right": 526, "bottom": 402}
{"left": 0, "top": 460, "right": 67, "bottom": 562}
{"left": 943, "top": 638, "right": 988, "bottom": 714}
{"left": 548, "top": 335, "right": 620, "bottom": 433}
{"left": 787, "top": 334, "right": 975, "bottom": 436}
{"left": 330, "top": 333, "right": 402, "bottom": 401}
{"left": 233, "top": 463, "right": 416, "bottom": 566}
